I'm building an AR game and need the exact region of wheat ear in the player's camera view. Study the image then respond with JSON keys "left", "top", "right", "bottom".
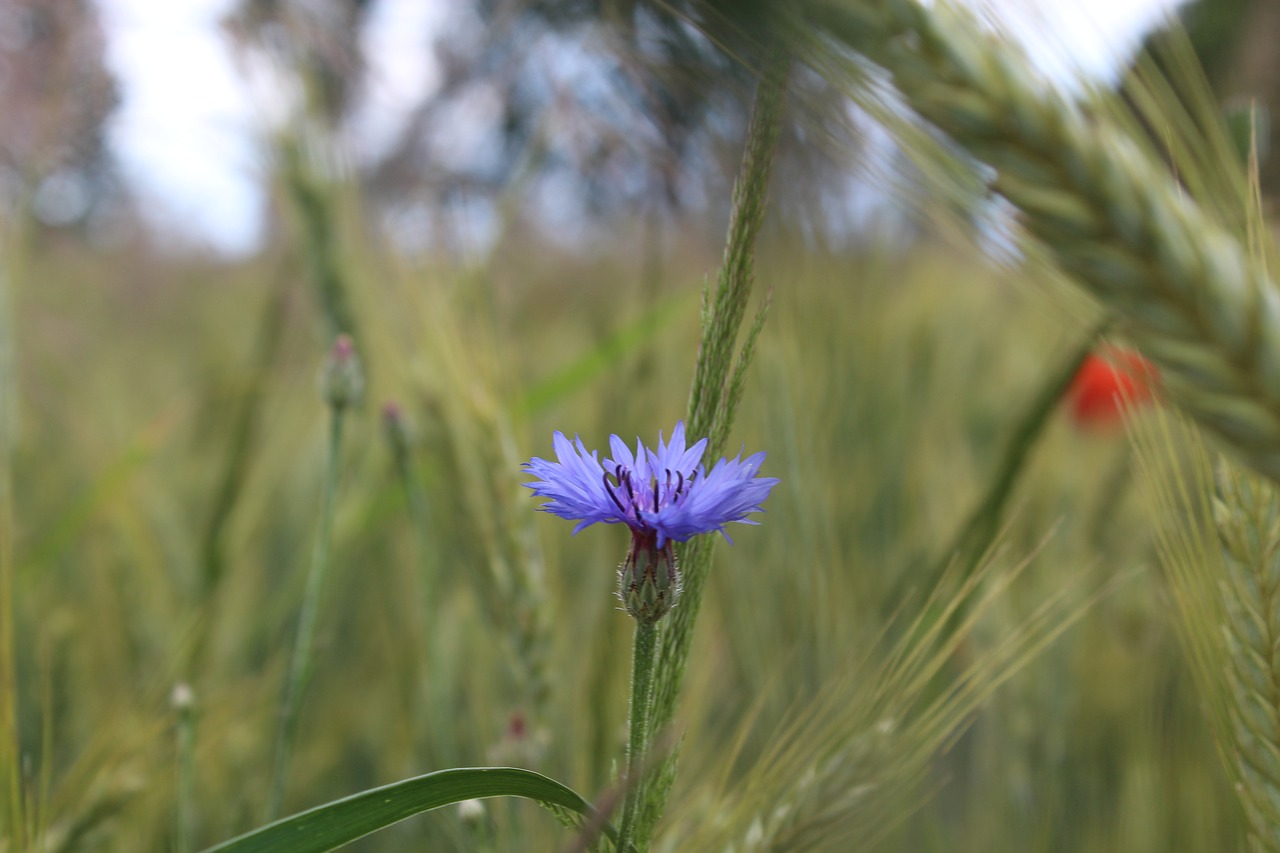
{"left": 809, "top": 0, "right": 1280, "bottom": 479}
{"left": 1216, "top": 465, "right": 1280, "bottom": 851}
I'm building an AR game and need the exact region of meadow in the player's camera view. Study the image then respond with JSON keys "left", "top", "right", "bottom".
{"left": 0, "top": 230, "right": 1235, "bottom": 850}
{"left": 2, "top": 1, "right": 1277, "bottom": 851}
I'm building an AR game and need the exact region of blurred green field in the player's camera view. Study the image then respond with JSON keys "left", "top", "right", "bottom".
{"left": 0, "top": 217, "right": 1244, "bottom": 850}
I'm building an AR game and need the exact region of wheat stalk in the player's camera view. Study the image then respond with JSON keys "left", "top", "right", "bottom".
{"left": 807, "top": 0, "right": 1280, "bottom": 480}
{"left": 1216, "top": 465, "right": 1280, "bottom": 851}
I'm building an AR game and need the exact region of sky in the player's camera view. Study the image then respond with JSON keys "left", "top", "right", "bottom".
{"left": 92, "top": 0, "right": 1185, "bottom": 256}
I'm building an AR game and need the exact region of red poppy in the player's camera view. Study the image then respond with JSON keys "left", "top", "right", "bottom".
{"left": 1066, "top": 347, "right": 1158, "bottom": 427}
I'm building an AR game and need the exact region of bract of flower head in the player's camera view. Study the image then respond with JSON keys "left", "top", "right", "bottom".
{"left": 522, "top": 421, "right": 778, "bottom": 548}
{"left": 1065, "top": 347, "right": 1159, "bottom": 428}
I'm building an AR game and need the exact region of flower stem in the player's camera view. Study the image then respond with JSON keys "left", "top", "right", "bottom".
{"left": 617, "top": 620, "right": 659, "bottom": 852}
{"left": 267, "top": 405, "right": 346, "bottom": 821}
{"left": 173, "top": 684, "right": 197, "bottom": 853}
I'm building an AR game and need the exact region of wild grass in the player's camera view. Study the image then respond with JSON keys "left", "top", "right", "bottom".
{"left": 0, "top": 218, "right": 1245, "bottom": 850}
{"left": 3, "top": 2, "right": 1277, "bottom": 850}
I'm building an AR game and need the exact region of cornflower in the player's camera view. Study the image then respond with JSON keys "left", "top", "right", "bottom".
{"left": 523, "top": 421, "right": 777, "bottom": 623}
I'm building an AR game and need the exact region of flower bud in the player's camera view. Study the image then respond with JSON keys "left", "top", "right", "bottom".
{"left": 320, "top": 334, "right": 364, "bottom": 410}
{"left": 457, "top": 798, "right": 486, "bottom": 824}
{"left": 170, "top": 682, "right": 195, "bottom": 713}
{"left": 382, "top": 401, "right": 409, "bottom": 463}
{"left": 619, "top": 532, "right": 680, "bottom": 624}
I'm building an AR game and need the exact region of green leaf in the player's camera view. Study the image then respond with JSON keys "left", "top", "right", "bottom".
{"left": 203, "top": 767, "right": 624, "bottom": 853}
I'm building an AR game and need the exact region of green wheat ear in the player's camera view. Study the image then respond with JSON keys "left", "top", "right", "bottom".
{"left": 1128, "top": 395, "right": 1280, "bottom": 848}
{"left": 805, "top": 0, "right": 1280, "bottom": 481}
{"left": 1216, "top": 464, "right": 1280, "bottom": 851}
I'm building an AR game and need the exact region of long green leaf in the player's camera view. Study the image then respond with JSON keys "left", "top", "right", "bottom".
{"left": 204, "top": 767, "right": 620, "bottom": 853}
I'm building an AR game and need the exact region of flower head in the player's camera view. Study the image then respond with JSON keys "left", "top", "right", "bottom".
{"left": 319, "top": 334, "right": 364, "bottom": 411}
{"left": 522, "top": 421, "right": 778, "bottom": 549}
{"left": 1065, "top": 347, "right": 1159, "bottom": 428}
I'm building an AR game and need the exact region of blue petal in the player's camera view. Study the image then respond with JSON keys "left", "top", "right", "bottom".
{"left": 653, "top": 451, "right": 778, "bottom": 543}
{"left": 646, "top": 420, "right": 707, "bottom": 477}
{"left": 605, "top": 433, "right": 635, "bottom": 472}
{"left": 522, "top": 431, "right": 627, "bottom": 529}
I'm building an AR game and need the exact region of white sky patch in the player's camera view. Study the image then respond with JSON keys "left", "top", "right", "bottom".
{"left": 96, "top": 0, "right": 273, "bottom": 254}
{"left": 962, "top": 0, "right": 1186, "bottom": 85}
{"left": 349, "top": 0, "right": 448, "bottom": 164}
{"left": 92, "top": 0, "right": 1187, "bottom": 255}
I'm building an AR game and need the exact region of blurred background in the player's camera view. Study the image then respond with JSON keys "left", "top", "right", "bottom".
{"left": 14, "top": 0, "right": 1280, "bottom": 253}
{"left": 4, "top": 0, "right": 1280, "bottom": 850}
{"left": 1, "top": 0, "right": 1201, "bottom": 255}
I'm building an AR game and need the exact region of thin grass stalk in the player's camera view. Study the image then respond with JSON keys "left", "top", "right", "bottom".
{"left": 904, "top": 320, "right": 1109, "bottom": 612}
{"left": 381, "top": 402, "right": 443, "bottom": 763}
{"left": 807, "top": 0, "right": 1280, "bottom": 482}
{"left": 496, "top": 424, "right": 556, "bottom": 721}
{"left": 639, "top": 46, "right": 789, "bottom": 846}
{"left": 199, "top": 269, "right": 291, "bottom": 599}
{"left": 0, "top": 214, "right": 24, "bottom": 848}
{"left": 267, "top": 402, "right": 347, "bottom": 821}
{"left": 1215, "top": 466, "right": 1280, "bottom": 851}
{"left": 671, "top": 532, "right": 1093, "bottom": 850}
{"left": 33, "top": 640, "right": 50, "bottom": 851}
{"left": 419, "top": 288, "right": 555, "bottom": 731}
{"left": 382, "top": 403, "right": 437, "bottom": 634}
{"left": 383, "top": 404, "right": 433, "bottom": 589}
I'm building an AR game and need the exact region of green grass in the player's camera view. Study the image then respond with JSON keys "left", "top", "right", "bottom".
{"left": 0, "top": 224, "right": 1245, "bottom": 850}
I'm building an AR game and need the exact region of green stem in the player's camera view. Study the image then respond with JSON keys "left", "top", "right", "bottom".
{"left": 383, "top": 407, "right": 439, "bottom": 762}
{"left": 0, "top": 210, "right": 24, "bottom": 849}
{"left": 639, "top": 47, "right": 789, "bottom": 846}
{"left": 906, "top": 320, "right": 1110, "bottom": 609}
{"left": 267, "top": 406, "right": 346, "bottom": 821}
{"left": 174, "top": 685, "right": 197, "bottom": 853}
{"left": 199, "top": 271, "right": 290, "bottom": 600}
{"left": 385, "top": 408, "right": 435, "bottom": 616}
{"left": 617, "top": 621, "right": 659, "bottom": 852}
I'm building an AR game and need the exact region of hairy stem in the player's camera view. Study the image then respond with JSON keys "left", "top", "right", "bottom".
{"left": 617, "top": 621, "right": 658, "bottom": 852}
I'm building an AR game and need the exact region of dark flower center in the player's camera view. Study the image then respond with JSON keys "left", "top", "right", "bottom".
{"left": 602, "top": 464, "right": 697, "bottom": 521}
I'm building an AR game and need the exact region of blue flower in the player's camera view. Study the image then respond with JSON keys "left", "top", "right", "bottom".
{"left": 523, "top": 421, "right": 778, "bottom": 548}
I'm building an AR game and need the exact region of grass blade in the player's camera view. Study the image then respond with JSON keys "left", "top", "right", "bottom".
{"left": 204, "top": 767, "right": 621, "bottom": 853}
